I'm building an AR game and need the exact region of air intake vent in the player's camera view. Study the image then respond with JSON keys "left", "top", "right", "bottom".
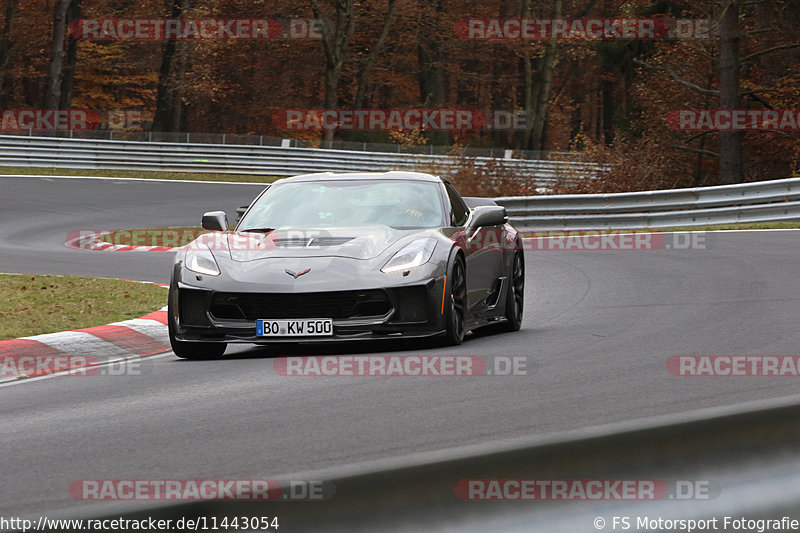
{"left": 209, "top": 289, "right": 391, "bottom": 320}
{"left": 271, "top": 237, "right": 354, "bottom": 247}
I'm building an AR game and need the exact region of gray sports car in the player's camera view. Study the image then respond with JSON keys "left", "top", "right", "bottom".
{"left": 168, "top": 171, "right": 524, "bottom": 359}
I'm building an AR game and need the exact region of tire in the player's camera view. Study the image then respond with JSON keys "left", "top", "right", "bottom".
{"left": 441, "top": 255, "right": 467, "bottom": 346}
{"left": 168, "top": 281, "right": 227, "bottom": 360}
{"left": 494, "top": 250, "right": 524, "bottom": 332}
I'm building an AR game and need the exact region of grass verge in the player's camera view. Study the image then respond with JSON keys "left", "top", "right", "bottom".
{"left": 0, "top": 274, "right": 167, "bottom": 341}
{"left": 0, "top": 165, "right": 281, "bottom": 183}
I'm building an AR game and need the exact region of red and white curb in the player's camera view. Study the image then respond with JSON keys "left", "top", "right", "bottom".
{"left": 65, "top": 231, "right": 180, "bottom": 252}
{"left": 0, "top": 303, "right": 171, "bottom": 383}
{"left": 84, "top": 240, "right": 177, "bottom": 252}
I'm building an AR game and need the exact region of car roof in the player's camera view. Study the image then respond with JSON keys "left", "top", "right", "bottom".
{"left": 273, "top": 171, "right": 444, "bottom": 185}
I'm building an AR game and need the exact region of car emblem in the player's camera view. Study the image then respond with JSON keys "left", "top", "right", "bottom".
{"left": 285, "top": 268, "right": 311, "bottom": 279}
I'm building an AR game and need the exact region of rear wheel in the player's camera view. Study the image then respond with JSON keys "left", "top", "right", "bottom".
{"left": 168, "top": 282, "right": 227, "bottom": 360}
{"left": 495, "top": 250, "right": 524, "bottom": 332}
{"left": 441, "top": 255, "right": 467, "bottom": 346}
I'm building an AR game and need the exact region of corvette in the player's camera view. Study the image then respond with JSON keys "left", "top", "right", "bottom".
{"left": 168, "top": 171, "right": 524, "bottom": 359}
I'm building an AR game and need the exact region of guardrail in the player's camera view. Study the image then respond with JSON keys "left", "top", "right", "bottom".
{"left": 3, "top": 134, "right": 796, "bottom": 230}
{"left": 60, "top": 396, "right": 800, "bottom": 532}
{"left": 0, "top": 135, "right": 598, "bottom": 187}
{"left": 1, "top": 128, "right": 556, "bottom": 159}
{"left": 496, "top": 177, "right": 800, "bottom": 230}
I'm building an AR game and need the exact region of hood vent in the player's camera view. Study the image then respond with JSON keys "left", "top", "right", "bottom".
{"left": 271, "top": 237, "right": 355, "bottom": 248}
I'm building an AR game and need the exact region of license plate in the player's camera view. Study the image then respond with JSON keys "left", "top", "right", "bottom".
{"left": 256, "top": 319, "right": 333, "bottom": 337}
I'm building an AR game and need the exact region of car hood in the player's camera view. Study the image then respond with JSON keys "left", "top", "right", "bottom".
{"left": 218, "top": 226, "right": 421, "bottom": 262}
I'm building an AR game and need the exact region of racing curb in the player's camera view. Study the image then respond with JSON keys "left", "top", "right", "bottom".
{"left": 0, "top": 284, "right": 170, "bottom": 383}
{"left": 66, "top": 230, "right": 180, "bottom": 252}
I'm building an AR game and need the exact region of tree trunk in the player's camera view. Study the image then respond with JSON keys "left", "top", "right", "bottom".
{"left": 718, "top": 0, "right": 743, "bottom": 184}
{"left": 416, "top": 0, "right": 447, "bottom": 146}
{"left": 520, "top": 0, "right": 533, "bottom": 150}
{"left": 353, "top": 0, "right": 398, "bottom": 109}
{"left": 45, "top": 0, "right": 72, "bottom": 110}
{"left": 58, "top": 0, "right": 81, "bottom": 110}
{"left": 0, "top": 0, "right": 19, "bottom": 101}
{"left": 311, "top": 0, "right": 356, "bottom": 142}
{"left": 529, "top": 0, "right": 562, "bottom": 152}
{"left": 0, "top": 0, "right": 19, "bottom": 103}
{"left": 601, "top": 76, "right": 615, "bottom": 145}
{"left": 152, "top": 0, "right": 185, "bottom": 133}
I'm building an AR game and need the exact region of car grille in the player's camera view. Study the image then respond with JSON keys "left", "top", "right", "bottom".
{"left": 209, "top": 290, "right": 392, "bottom": 320}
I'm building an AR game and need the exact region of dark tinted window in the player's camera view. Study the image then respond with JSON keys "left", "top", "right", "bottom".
{"left": 445, "top": 183, "right": 469, "bottom": 226}
{"left": 240, "top": 180, "right": 446, "bottom": 230}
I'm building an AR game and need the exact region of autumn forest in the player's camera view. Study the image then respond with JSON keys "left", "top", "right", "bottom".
{"left": 1, "top": 0, "right": 799, "bottom": 191}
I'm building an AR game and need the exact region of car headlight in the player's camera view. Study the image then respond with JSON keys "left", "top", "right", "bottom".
{"left": 185, "top": 245, "right": 221, "bottom": 276}
{"left": 382, "top": 238, "right": 437, "bottom": 273}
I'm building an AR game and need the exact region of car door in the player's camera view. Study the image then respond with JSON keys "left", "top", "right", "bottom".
{"left": 445, "top": 183, "right": 503, "bottom": 313}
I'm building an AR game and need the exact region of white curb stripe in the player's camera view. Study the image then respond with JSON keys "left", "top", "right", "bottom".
{"left": 20, "top": 330, "right": 138, "bottom": 359}
{"left": 110, "top": 318, "right": 169, "bottom": 340}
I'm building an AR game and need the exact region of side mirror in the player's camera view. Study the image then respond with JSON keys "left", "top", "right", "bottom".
{"left": 202, "top": 211, "right": 228, "bottom": 231}
{"left": 468, "top": 205, "right": 508, "bottom": 229}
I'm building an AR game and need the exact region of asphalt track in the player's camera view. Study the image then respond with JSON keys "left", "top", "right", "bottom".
{"left": 2, "top": 176, "right": 800, "bottom": 522}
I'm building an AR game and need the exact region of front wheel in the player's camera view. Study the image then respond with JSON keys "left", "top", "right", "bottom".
{"left": 440, "top": 255, "right": 467, "bottom": 346}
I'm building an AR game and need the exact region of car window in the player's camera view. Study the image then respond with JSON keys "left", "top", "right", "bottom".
{"left": 239, "top": 180, "right": 447, "bottom": 230}
{"left": 445, "top": 183, "right": 469, "bottom": 226}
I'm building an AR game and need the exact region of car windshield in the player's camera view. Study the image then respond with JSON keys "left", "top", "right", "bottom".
{"left": 238, "top": 179, "right": 446, "bottom": 230}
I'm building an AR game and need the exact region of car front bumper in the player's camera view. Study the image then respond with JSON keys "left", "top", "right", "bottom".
{"left": 171, "top": 277, "right": 450, "bottom": 345}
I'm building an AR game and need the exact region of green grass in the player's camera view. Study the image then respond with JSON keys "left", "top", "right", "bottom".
{"left": 0, "top": 166, "right": 282, "bottom": 183}
{"left": 0, "top": 274, "right": 168, "bottom": 341}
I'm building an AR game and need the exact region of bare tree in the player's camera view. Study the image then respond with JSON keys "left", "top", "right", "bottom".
{"left": 717, "top": 0, "right": 743, "bottom": 184}
{"left": 0, "top": 0, "right": 19, "bottom": 103}
{"left": 353, "top": 0, "right": 399, "bottom": 109}
{"left": 310, "top": 0, "right": 356, "bottom": 142}
{"left": 44, "top": 0, "right": 73, "bottom": 109}
{"left": 152, "top": 0, "right": 187, "bottom": 132}
{"left": 522, "top": 0, "right": 562, "bottom": 151}
{"left": 416, "top": 0, "right": 447, "bottom": 146}
{"left": 635, "top": 0, "right": 800, "bottom": 184}
{"left": 59, "top": 0, "right": 81, "bottom": 110}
